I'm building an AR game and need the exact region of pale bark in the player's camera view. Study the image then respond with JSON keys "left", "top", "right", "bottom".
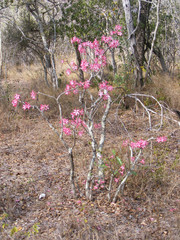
{"left": 145, "top": 0, "right": 160, "bottom": 79}
{"left": 122, "top": 0, "right": 142, "bottom": 88}
{"left": 26, "top": 2, "right": 58, "bottom": 88}
{"left": 74, "top": 44, "right": 84, "bottom": 81}
{"left": 110, "top": 48, "right": 117, "bottom": 75}
{"left": 0, "top": 22, "right": 2, "bottom": 78}
{"left": 97, "top": 92, "right": 112, "bottom": 179}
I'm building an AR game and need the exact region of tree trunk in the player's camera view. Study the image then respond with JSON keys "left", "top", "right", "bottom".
{"left": 26, "top": 3, "right": 58, "bottom": 88}
{"left": 122, "top": 0, "right": 142, "bottom": 88}
{"left": 74, "top": 44, "right": 84, "bottom": 81}
{"left": 146, "top": 42, "right": 168, "bottom": 73}
{"left": 122, "top": 0, "right": 152, "bottom": 88}
{"left": 110, "top": 48, "right": 117, "bottom": 75}
{"left": 136, "top": 1, "right": 152, "bottom": 86}
{"left": 0, "top": 22, "right": 2, "bottom": 79}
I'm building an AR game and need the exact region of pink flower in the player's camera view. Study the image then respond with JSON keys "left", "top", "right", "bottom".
{"left": 79, "top": 109, "right": 84, "bottom": 115}
{"left": 170, "top": 208, "right": 176, "bottom": 212}
{"left": 109, "top": 40, "right": 119, "bottom": 48}
{"left": 140, "top": 159, "right": 145, "bottom": 165}
{"left": 107, "top": 85, "right": 113, "bottom": 91}
{"left": 117, "top": 31, "right": 123, "bottom": 36}
{"left": 101, "top": 35, "right": 113, "bottom": 43}
{"left": 94, "top": 185, "right": 99, "bottom": 190}
{"left": 156, "top": 136, "right": 167, "bottom": 143}
{"left": 82, "top": 180, "right": 86, "bottom": 185}
{"left": 119, "top": 165, "right": 125, "bottom": 176}
{"left": 71, "top": 36, "right": 82, "bottom": 44}
{"left": 71, "top": 109, "right": 80, "bottom": 118}
{"left": 66, "top": 69, "right": 71, "bottom": 76}
{"left": 100, "top": 180, "right": 105, "bottom": 184}
{"left": 12, "top": 99, "right": 18, "bottom": 107}
{"left": 103, "top": 93, "right": 109, "bottom": 100}
{"left": 83, "top": 80, "right": 90, "bottom": 89}
{"left": 130, "top": 139, "right": 148, "bottom": 149}
{"left": 61, "top": 59, "right": 64, "bottom": 64}
{"left": 71, "top": 118, "right": 82, "bottom": 128}
{"left": 77, "top": 200, "right": 82, "bottom": 204}
{"left": 98, "top": 91, "right": 103, "bottom": 98}
{"left": 65, "top": 84, "right": 70, "bottom": 95}
{"left": 40, "top": 104, "right": 49, "bottom": 111}
{"left": 114, "top": 178, "right": 119, "bottom": 183}
{"left": 78, "top": 44, "right": 86, "bottom": 53}
{"left": 63, "top": 127, "right": 71, "bottom": 136}
{"left": 119, "top": 171, "right": 124, "bottom": 176}
{"left": 78, "top": 130, "right": 84, "bottom": 137}
{"left": 99, "top": 81, "right": 107, "bottom": 90}
{"left": 110, "top": 31, "right": 116, "bottom": 35}
{"left": 115, "top": 25, "right": 122, "bottom": 31}
{"left": 120, "top": 165, "right": 125, "bottom": 171}
{"left": 93, "top": 39, "right": 99, "bottom": 48}
{"left": 22, "top": 102, "right": 31, "bottom": 110}
{"left": 80, "top": 60, "right": 89, "bottom": 72}
{"left": 73, "top": 89, "right": 78, "bottom": 94}
{"left": 31, "top": 90, "right": 36, "bottom": 100}
{"left": 131, "top": 157, "right": 135, "bottom": 162}
{"left": 14, "top": 94, "right": 20, "bottom": 100}
{"left": 122, "top": 140, "right": 129, "bottom": 147}
{"left": 69, "top": 80, "right": 77, "bottom": 88}
{"left": 70, "top": 61, "right": 78, "bottom": 71}
{"left": 59, "top": 118, "right": 69, "bottom": 125}
{"left": 94, "top": 123, "right": 101, "bottom": 129}
{"left": 90, "top": 63, "right": 101, "bottom": 72}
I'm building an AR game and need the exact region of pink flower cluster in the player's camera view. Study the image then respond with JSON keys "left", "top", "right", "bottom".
{"left": 156, "top": 136, "right": 167, "bottom": 143}
{"left": 60, "top": 109, "right": 86, "bottom": 137}
{"left": 12, "top": 94, "right": 20, "bottom": 107}
{"left": 22, "top": 102, "right": 31, "bottom": 110}
{"left": 119, "top": 165, "right": 125, "bottom": 176}
{"left": 69, "top": 26, "right": 122, "bottom": 75}
{"left": 31, "top": 90, "right": 37, "bottom": 100}
{"left": 71, "top": 108, "right": 84, "bottom": 119}
{"left": 94, "top": 123, "right": 101, "bottom": 129}
{"left": 130, "top": 139, "right": 149, "bottom": 149}
{"left": 123, "top": 136, "right": 167, "bottom": 149}
{"left": 65, "top": 79, "right": 90, "bottom": 95}
{"left": 114, "top": 165, "right": 125, "bottom": 183}
{"left": 98, "top": 81, "right": 113, "bottom": 100}
{"left": 63, "top": 127, "right": 71, "bottom": 136}
{"left": 93, "top": 179, "right": 105, "bottom": 190}
{"left": 40, "top": 104, "right": 49, "bottom": 111}
{"left": 101, "top": 35, "right": 113, "bottom": 43}
{"left": 110, "top": 25, "right": 123, "bottom": 36}
{"left": 71, "top": 36, "right": 82, "bottom": 44}
{"left": 70, "top": 61, "right": 78, "bottom": 71}
{"left": 114, "top": 178, "right": 119, "bottom": 183}
{"left": 66, "top": 68, "right": 71, "bottom": 76}
{"left": 80, "top": 60, "right": 89, "bottom": 72}
{"left": 140, "top": 159, "right": 145, "bottom": 164}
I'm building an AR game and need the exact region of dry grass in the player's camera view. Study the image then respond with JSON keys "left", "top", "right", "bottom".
{"left": 150, "top": 73, "right": 180, "bottom": 110}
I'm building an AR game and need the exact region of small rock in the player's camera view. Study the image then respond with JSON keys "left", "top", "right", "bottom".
{"left": 39, "top": 193, "right": 46, "bottom": 200}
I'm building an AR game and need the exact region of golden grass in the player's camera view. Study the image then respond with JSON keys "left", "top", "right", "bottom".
{"left": 151, "top": 73, "right": 180, "bottom": 109}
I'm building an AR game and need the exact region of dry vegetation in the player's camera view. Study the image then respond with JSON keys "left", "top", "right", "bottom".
{"left": 0, "top": 64, "right": 180, "bottom": 240}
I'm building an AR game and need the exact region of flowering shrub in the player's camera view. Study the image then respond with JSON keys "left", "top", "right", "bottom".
{"left": 105, "top": 136, "right": 167, "bottom": 202}
{"left": 11, "top": 25, "right": 168, "bottom": 202}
